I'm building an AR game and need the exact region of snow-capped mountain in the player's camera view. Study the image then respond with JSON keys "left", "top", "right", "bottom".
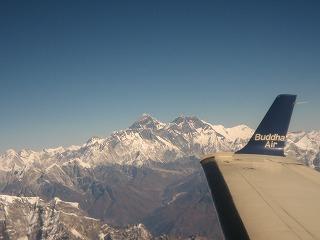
{"left": 0, "top": 115, "right": 318, "bottom": 239}
{"left": 0, "top": 195, "right": 154, "bottom": 240}
{"left": 1, "top": 114, "right": 319, "bottom": 170}
{"left": 286, "top": 131, "right": 320, "bottom": 167}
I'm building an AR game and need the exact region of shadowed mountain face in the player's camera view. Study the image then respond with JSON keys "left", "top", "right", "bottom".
{"left": 0, "top": 115, "right": 319, "bottom": 239}
{"left": 0, "top": 195, "right": 161, "bottom": 240}
{"left": 0, "top": 157, "right": 224, "bottom": 239}
{"left": 143, "top": 170, "right": 222, "bottom": 238}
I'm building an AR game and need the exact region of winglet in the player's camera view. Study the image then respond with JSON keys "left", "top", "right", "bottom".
{"left": 236, "top": 94, "right": 297, "bottom": 156}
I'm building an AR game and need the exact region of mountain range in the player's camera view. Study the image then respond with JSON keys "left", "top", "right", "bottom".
{"left": 0, "top": 114, "right": 319, "bottom": 239}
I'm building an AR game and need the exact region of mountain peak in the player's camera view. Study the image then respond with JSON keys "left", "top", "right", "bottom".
{"left": 3, "top": 149, "right": 17, "bottom": 158}
{"left": 129, "top": 114, "right": 165, "bottom": 130}
{"left": 86, "top": 136, "right": 104, "bottom": 145}
{"left": 225, "top": 124, "right": 254, "bottom": 140}
{"left": 171, "top": 116, "right": 208, "bottom": 131}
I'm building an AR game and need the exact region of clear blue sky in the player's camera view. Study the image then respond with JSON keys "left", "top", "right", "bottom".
{"left": 0, "top": 0, "right": 319, "bottom": 152}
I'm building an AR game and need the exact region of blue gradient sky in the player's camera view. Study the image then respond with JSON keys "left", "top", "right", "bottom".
{"left": 0, "top": 0, "right": 319, "bottom": 152}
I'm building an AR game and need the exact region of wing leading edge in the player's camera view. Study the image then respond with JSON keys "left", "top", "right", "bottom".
{"left": 201, "top": 95, "right": 320, "bottom": 239}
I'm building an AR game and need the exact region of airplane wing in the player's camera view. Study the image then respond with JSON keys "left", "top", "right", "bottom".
{"left": 201, "top": 95, "right": 320, "bottom": 240}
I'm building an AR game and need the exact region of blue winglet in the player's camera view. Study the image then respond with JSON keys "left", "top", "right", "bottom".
{"left": 236, "top": 94, "right": 297, "bottom": 156}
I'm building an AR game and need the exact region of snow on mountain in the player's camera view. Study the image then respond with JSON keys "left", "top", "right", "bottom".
{"left": 286, "top": 131, "right": 320, "bottom": 166}
{"left": 0, "top": 115, "right": 319, "bottom": 170}
{"left": 0, "top": 194, "right": 155, "bottom": 240}
{"left": 225, "top": 124, "right": 254, "bottom": 141}
{"left": 130, "top": 114, "right": 166, "bottom": 130}
{"left": 0, "top": 115, "right": 318, "bottom": 239}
